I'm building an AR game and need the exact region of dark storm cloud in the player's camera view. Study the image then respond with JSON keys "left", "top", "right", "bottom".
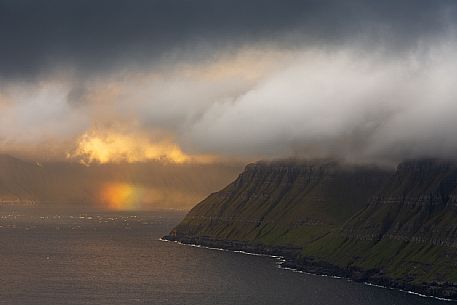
{"left": 0, "top": 0, "right": 455, "bottom": 78}
{"left": 4, "top": 0, "right": 457, "bottom": 164}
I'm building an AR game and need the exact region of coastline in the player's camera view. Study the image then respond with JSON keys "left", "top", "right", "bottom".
{"left": 161, "top": 235, "right": 457, "bottom": 302}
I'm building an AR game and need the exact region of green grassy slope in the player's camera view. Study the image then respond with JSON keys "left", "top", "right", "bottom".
{"left": 169, "top": 159, "right": 457, "bottom": 297}
{"left": 309, "top": 159, "right": 457, "bottom": 285}
{"left": 172, "top": 160, "right": 392, "bottom": 245}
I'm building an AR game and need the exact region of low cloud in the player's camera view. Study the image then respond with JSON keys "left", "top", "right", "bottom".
{"left": 2, "top": 0, "right": 457, "bottom": 164}
{"left": 185, "top": 47, "right": 457, "bottom": 164}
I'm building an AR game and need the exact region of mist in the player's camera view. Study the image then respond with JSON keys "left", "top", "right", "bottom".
{"left": 185, "top": 46, "right": 457, "bottom": 164}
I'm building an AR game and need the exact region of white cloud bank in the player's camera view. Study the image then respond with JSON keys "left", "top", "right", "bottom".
{"left": 3, "top": 45, "right": 457, "bottom": 164}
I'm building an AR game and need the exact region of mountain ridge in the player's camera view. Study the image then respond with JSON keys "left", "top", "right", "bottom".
{"left": 165, "top": 158, "right": 457, "bottom": 299}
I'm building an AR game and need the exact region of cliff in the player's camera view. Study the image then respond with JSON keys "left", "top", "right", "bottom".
{"left": 165, "top": 159, "right": 457, "bottom": 299}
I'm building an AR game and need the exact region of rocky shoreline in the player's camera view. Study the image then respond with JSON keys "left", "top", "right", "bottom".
{"left": 163, "top": 235, "right": 457, "bottom": 301}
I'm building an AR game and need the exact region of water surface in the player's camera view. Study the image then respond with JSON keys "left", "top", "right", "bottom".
{"left": 0, "top": 205, "right": 451, "bottom": 305}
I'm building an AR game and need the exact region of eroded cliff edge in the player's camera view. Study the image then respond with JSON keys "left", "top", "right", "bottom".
{"left": 164, "top": 159, "right": 457, "bottom": 299}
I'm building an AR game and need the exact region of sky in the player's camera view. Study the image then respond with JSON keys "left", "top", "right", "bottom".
{"left": 2, "top": 0, "right": 457, "bottom": 165}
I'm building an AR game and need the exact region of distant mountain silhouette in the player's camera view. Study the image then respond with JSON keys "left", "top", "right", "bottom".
{"left": 0, "top": 154, "right": 242, "bottom": 209}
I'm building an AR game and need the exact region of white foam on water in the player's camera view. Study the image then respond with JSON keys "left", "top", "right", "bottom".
{"left": 160, "top": 238, "right": 456, "bottom": 302}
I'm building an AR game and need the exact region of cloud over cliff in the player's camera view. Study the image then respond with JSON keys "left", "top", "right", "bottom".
{"left": 2, "top": 0, "right": 457, "bottom": 164}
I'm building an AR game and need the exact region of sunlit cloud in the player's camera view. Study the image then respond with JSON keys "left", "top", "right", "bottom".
{"left": 67, "top": 129, "right": 214, "bottom": 164}
{"left": 4, "top": 37, "right": 457, "bottom": 165}
{"left": 2, "top": 1, "right": 457, "bottom": 165}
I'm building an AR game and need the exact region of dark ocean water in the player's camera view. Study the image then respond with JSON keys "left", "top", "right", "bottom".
{"left": 0, "top": 205, "right": 451, "bottom": 305}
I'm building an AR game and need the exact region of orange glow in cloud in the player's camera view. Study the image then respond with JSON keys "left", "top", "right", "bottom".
{"left": 68, "top": 129, "right": 213, "bottom": 164}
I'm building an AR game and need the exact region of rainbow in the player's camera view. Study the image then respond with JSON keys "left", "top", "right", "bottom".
{"left": 99, "top": 182, "right": 145, "bottom": 211}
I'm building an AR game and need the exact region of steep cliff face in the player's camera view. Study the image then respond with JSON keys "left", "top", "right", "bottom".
{"left": 172, "top": 160, "right": 392, "bottom": 245}
{"left": 167, "top": 159, "right": 457, "bottom": 298}
{"left": 315, "top": 159, "right": 457, "bottom": 292}
{"left": 344, "top": 159, "right": 457, "bottom": 243}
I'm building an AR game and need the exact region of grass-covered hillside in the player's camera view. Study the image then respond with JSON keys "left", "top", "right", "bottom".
{"left": 171, "top": 160, "right": 392, "bottom": 244}
{"left": 167, "top": 159, "right": 457, "bottom": 298}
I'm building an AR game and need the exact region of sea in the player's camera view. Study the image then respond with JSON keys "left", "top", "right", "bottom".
{"left": 0, "top": 205, "right": 451, "bottom": 305}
